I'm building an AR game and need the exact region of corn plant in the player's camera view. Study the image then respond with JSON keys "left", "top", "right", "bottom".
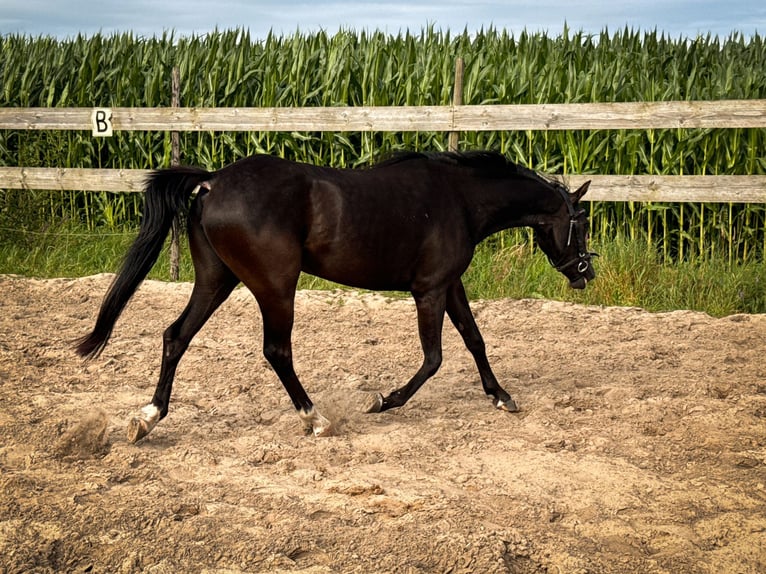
{"left": 0, "top": 27, "right": 764, "bottom": 261}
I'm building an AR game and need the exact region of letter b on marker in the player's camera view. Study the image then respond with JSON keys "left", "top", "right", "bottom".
{"left": 91, "top": 108, "right": 113, "bottom": 137}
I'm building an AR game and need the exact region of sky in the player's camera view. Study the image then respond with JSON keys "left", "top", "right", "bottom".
{"left": 0, "top": 0, "right": 763, "bottom": 40}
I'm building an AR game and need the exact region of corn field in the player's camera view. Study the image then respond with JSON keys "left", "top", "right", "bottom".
{"left": 1, "top": 27, "right": 765, "bottom": 262}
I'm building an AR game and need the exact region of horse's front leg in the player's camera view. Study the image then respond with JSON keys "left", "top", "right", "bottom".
{"left": 366, "top": 290, "right": 446, "bottom": 413}
{"left": 445, "top": 279, "right": 518, "bottom": 412}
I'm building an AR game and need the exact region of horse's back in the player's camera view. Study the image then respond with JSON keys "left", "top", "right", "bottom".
{"left": 197, "top": 154, "right": 473, "bottom": 291}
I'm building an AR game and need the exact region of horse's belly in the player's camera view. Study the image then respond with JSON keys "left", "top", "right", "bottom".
{"left": 301, "top": 246, "right": 414, "bottom": 291}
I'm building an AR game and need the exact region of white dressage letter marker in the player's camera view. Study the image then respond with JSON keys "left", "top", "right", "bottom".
{"left": 91, "top": 108, "right": 113, "bottom": 137}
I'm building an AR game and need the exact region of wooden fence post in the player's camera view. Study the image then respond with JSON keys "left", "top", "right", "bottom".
{"left": 170, "top": 66, "right": 181, "bottom": 281}
{"left": 448, "top": 57, "right": 464, "bottom": 152}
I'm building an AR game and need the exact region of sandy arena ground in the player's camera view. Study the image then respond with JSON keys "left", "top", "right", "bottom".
{"left": 1, "top": 274, "right": 765, "bottom": 573}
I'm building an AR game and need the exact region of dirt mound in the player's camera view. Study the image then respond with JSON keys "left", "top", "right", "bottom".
{"left": 1, "top": 275, "right": 765, "bottom": 573}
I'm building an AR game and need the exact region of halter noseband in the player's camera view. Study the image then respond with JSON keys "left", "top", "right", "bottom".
{"left": 549, "top": 187, "right": 598, "bottom": 275}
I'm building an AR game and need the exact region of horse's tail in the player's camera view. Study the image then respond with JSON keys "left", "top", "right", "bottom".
{"left": 75, "top": 166, "right": 212, "bottom": 359}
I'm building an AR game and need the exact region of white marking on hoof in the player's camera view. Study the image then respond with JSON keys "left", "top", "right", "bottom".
{"left": 127, "top": 404, "right": 160, "bottom": 443}
{"left": 298, "top": 407, "right": 334, "bottom": 437}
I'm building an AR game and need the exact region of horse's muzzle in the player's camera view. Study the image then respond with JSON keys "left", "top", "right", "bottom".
{"left": 569, "top": 276, "right": 588, "bottom": 290}
{"left": 569, "top": 262, "right": 596, "bottom": 290}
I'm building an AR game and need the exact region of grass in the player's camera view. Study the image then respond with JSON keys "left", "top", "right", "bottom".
{"left": 1, "top": 224, "right": 764, "bottom": 317}
{"left": 465, "top": 233, "right": 766, "bottom": 315}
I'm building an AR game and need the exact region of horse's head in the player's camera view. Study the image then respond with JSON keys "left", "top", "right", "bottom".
{"left": 534, "top": 181, "right": 597, "bottom": 289}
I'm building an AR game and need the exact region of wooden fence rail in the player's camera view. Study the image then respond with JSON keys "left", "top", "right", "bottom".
{"left": 1, "top": 100, "right": 765, "bottom": 132}
{"left": 2, "top": 167, "right": 765, "bottom": 204}
{"left": 1, "top": 100, "right": 765, "bottom": 202}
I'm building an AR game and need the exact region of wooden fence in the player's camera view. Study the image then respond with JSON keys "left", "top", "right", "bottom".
{"left": 1, "top": 99, "right": 766, "bottom": 203}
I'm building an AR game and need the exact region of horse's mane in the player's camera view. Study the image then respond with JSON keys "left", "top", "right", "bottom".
{"left": 373, "top": 150, "right": 567, "bottom": 191}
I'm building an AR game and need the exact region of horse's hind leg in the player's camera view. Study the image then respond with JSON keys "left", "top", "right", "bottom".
{"left": 253, "top": 288, "right": 333, "bottom": 437}
{"left": 127, "top": 223, "right": 239, "bottom": 442}
{"left": 210, "top": 228, "right": 331, "bottom": 437}
{"left": 445, "top": 279, "right": 519, "bottom": 412}
{"left": 128, "top": 272, "right": 238, "bottom": 442}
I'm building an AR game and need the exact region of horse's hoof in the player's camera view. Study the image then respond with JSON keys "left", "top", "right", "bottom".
{"left": 127, "top": 417, "right": 151, "bottom": 443}
{"left": 127, "top": 404, "right": 160, "bottom": 443}
{"left": 363, "top": 392, "right": 384, "bottom": 414}
{"left": 495, "top": 397, "right": 520, "bottom": 413}
{"left": 299, "top": 407, "right": 334, "bottom": 437}
{"left": 313, "top": 422, "right": 335, "bottom": 437}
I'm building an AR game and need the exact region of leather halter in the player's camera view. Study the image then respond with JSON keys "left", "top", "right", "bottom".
{"left": 549, "top": 187, "right": 597, "bottom": 274}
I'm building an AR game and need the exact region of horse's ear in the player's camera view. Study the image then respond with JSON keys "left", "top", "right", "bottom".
{"left": 571, "top": 180, "right": 591, "bottom": 204}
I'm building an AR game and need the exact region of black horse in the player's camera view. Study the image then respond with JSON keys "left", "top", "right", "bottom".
{"left": 76, "top": 151, "right": 596, "bottom": 442}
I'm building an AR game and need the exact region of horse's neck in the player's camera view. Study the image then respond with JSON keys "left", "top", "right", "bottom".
{"left": 467, "top": 180, "right": 560, "bottom": 242}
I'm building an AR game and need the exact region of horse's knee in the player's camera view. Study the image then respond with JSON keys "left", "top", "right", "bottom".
{"left": 460, "top": 329, "right": 486, "bottom": 354}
